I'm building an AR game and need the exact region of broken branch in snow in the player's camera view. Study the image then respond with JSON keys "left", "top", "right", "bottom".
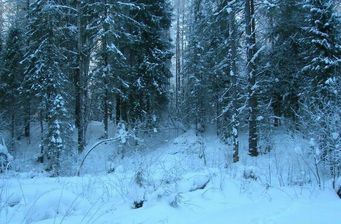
{"left": 77, "top": 137, "right": 120, "bottom": 176}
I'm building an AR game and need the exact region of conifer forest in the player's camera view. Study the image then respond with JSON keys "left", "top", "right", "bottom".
{"left": 0, "top": 1, "right": 341, "bottom": 223}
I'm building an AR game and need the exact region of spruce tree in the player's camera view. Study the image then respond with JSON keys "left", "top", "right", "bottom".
{"left": 182, "top": 0, "right": 209, "bottom": 132}
{"left": 91, "top": 0, "right": 133, "bottom": 137}
{"left": 24, "top": 0, "right": 72, "bottom": 174}
{"left": 0, "top": 27, "right": 25, "bottom": 150}
{"left": 300, "top": 0, "right": 341, "bottom": 184}
{"left": 263, "top": 0, "right": 306, "bottom": 125}
{"left": 302, "top": 0, "right": 341, "bottom": 89}
{"left": 127, "top": 0, "right": 173, "bottom": 127}
{"left": 46, "top": 94, "right": 72, "bottom": 176}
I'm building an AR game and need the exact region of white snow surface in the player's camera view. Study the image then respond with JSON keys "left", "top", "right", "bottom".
{"left": 1, "top": 123, "right": 341, "bottom": 224}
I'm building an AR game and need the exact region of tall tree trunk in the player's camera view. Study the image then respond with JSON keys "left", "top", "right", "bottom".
{"left": 40, "top": 109, "right": 44, "bottom": 157}
{"left": 24, "top": 0, "right": 31, "bottom": 142}
{"left": 103, "top": 90, "right": 109, "bottom": 139}
{"left": 272, "top": 92, "right": 281, "bottom": 127}
{"left": 103, "top": 0, "right": 109, "bottom": 139}
{"left": 24, "top": 101, "right": 30, "bottom": 138}
{"left": 10, "top": 110, "right": 15, "bottom": 150}
{"left": 75, "top": 0, "right": 87, "bottom": 153}
{"left": 229, "top": 4, "right": 239, "bottom": 163}
{"left": 75, "top": 65, "right": 84, "bottom": 152}
{"left": 175, "top": 0, "right": 181, "bottom": 112}
{"left": 0, "top": 0, "right": 4, "bottom": 35}
{"left": 194, "top": 0, "right": 204, "bottom": 133}
{"left": 116, "top": 96, "right": 121, "bottom": 123}
{"left": 245, "top": 0, "right": 258, "bottom": 157}
{"left": 181, "top": 0, "right": 185, "bottom": 84}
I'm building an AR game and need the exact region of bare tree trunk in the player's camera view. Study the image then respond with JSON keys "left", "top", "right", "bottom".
{"left": 229, "top": 4, "right": 239, "bottom": 163}
{"left": 181, "top": 0, "right": 185, "bottom": 82}
{"left": 103, "top": 0, "right": 109, "bottom": 139}
{"left": 194, "top": 0, "right": 204, "bottom": 133}
{"left": 10, "top": 111, "right": 15, "bottom": 150}
{"left": 175, "top": 0, "right": 181, "bottom": 112}
{"left": 0, "top": 0, "right": 4, "bottom": 34}
{"left": 75, "top": 0, "right": 89, "bottom": 153}
{"left": 103, "top": 90, "right": 109, "bottom": 139}
{"left": 272, "top": 92, "right": 281, "bottom": 127}
{"left": 24, "top": 101, "right": 30, "bottom": 141}
{"left": 40, "top": 109, "right": 44, "bottom": 157}
{"left": 245, "top": 0, "right": 258, "bottom": 157}
{"left": 24, "top": 0, "right": 31, "bottom": 142}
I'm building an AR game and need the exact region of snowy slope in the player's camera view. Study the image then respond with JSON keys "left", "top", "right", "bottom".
{"left": 1, "top": 125, "right": 341, "bottom": 224}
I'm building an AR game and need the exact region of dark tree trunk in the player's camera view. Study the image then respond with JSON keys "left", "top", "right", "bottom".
{"left": 75, "top": 65, "right": 85, "bottom": 153}
{"left": 75, "top": 0, "right": 90, "bottom": 153}
{"left": 116, "top": 96, "right": 121, "bottom": 124}
{"left": 103, "top": 90, "right": 109, "bottom": 139}
{"left": 273, "top": 92, "right": 281, "bottom": 127}
{"left": 24, "top": 0, "right": 31, "bottom": 142}
{"left": 10, "top": 112, "right": 15, "bottom": 150}
{"left": 116, "top": 96, "right": 127, "bottom": 123}
{"left": 245, "top": 0, "right": 258, "bottom": 157}
{"left": 175, "top": 2, "right": 181, "bottom": 111}
{"left": 24, "top": 102, "right": 30, "bottom": 138}
{"left": 102, "top": 0, "right": 109, "bottom": 139}
{"left": 40, "top": 109, "right": 44, "bottom": 156}
{"left": 194, "top": 0, "right": 205, "bottom": 134}
{"left": 229, "top": 4, "right": 239, "bottom": 163}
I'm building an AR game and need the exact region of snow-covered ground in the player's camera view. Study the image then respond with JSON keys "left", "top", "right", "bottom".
{"left": 1, "top": 123, "right": 341, "bottom": 224}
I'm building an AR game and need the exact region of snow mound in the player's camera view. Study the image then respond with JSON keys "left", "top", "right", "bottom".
{"left": 0, "top": 138, "right": 13, "bottom": 172}
{"left": 24, "top": 190, "right": 90, "bottom": 223}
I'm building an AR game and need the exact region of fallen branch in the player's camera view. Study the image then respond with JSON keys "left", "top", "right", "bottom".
{"left": 77, "top": 137, "right": 120, "bottom": 176}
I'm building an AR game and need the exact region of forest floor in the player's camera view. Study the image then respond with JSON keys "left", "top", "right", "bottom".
{"left": 1, "top": 122, "right": 341, "bottom": 224}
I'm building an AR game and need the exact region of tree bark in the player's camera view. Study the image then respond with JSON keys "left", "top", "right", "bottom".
{"left": 175, "top": 0, "right": 181, "bottom": 112}
{"left": 24, "top": 0, "right": 31, "bottom": 142}
{"left": 245, "top": 0, "right": 258, "bottom": 157}
{"left": 24, "top": 101, "right": 30, "bottom": 138}
{"left": 229, "top": 4, "right": 239, "bottom": 163}
{"left": 103, "top": 0, "right": 109, "bottom": 139}
{"left": 10, "top": 111, "right": 15, "bottom": 150}
{"left": 103, "top": 90, "right": 109, "bottom": 139}
{"left": 75, "top": 0, "right": 89, "bottom": 153}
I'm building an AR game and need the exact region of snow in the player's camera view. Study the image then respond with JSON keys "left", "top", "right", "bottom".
{"left": 1, "top": 123, "right": 341, "bottom": 224}
{"left": 25, "top": 189, "right": 90, "bottom": 223}
{"left": 0, "top": 138, "right": 13, "bottom": 162}
{"left": 1, "top": 172, "right": 340, "bottom": 224}
{"left": 332, "top": 132, "right": 339, "bottom": 140}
